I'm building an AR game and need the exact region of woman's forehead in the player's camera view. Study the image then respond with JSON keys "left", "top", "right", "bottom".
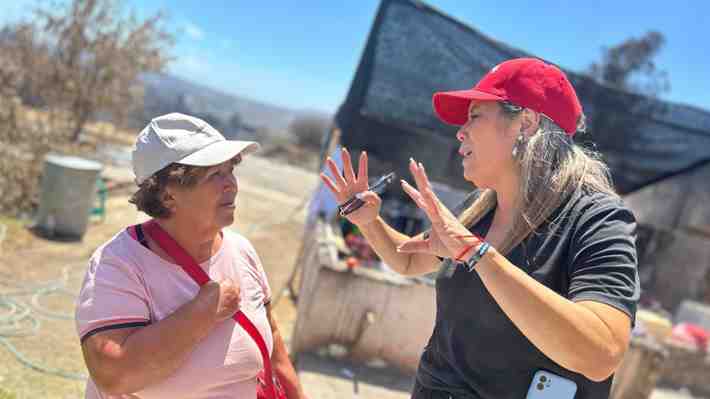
{"left": 468, "top": 100, "right": 497, "bottom": 113}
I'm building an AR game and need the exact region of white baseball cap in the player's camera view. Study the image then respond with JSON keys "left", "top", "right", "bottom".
{"left": 131, "top": 112, "right": 260, "bottom": 184}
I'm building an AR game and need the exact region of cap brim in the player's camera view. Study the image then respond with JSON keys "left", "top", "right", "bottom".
{"left": 432, "top": 89, "right": 504, "bottom": 125}
{"left": 177, "top": 140, "right": 260, "bottom": 167}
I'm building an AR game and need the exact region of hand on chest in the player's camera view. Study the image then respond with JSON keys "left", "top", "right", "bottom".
{"left": 146, "top": 256, "right": 266, "bottom": 320}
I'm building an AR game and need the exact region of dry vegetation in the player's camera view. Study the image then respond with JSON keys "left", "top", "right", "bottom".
{"left": 0, "top": 0, "right": 172, "bottom": 216}
{"left": 0, "top": 105, "right": 136, "bottom": 216}
{"left": 259, "top": 114, "right": 330, "bottom": 172}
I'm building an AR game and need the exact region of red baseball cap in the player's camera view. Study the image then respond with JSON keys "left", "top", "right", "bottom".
{"left": 432, "top": 58, "right": 582, "bottom": 135}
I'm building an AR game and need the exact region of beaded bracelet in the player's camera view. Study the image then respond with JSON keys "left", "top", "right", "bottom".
{"left": 461, "top": 242, "right": 491, "bottom": 272}
{"left": 453, "top": 234, "right": 484, "bottom": 262}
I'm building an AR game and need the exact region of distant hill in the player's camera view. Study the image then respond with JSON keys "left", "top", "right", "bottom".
{"left": 139, "top": 73, "right": 330, "bottom": 140}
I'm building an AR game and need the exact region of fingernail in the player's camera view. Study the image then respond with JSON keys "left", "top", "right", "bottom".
{"left": 355, "top": 192, "right": 364, "bottom": 199}
{"left": 409, "top": 157, "right": 414, "bottom": 163}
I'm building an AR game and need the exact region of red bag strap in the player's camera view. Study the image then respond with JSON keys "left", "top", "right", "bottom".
{"left": 139, "top": 220, "right": 277, "bottom": 399}
{"left": 127, "top": 225, "right": 138, "bottom": 240}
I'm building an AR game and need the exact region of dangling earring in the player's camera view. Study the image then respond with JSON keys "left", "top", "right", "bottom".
{"left": 511, "top": 133, "right": 525, "bottom": 159}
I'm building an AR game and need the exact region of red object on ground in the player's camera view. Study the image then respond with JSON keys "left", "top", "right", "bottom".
{"left": 671, "top": 323, "right": 710, "bottom": 350}
{"left": 345, "top": 233, "right": 376, "bottom": 262}
{"left": 346, "top": 256, "right": 359, "bottom": 270}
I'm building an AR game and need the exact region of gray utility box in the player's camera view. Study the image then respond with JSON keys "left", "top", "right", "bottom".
{"left": 35, "top": 154, "right": 103, "bottom": 239}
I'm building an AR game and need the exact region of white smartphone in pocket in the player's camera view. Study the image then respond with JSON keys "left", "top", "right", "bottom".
{"left": 525, "top": 370, "right": 577, "bottom": 399}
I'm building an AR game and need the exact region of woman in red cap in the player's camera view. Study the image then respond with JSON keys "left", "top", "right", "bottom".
{"left": 321, "top": 58, "right": 639, "bottom": 399}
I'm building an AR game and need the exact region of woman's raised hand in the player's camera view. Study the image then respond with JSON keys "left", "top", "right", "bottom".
{"left": 319, "top": 148, "right": 382, "bottom": 227}
{"left": 398, "top": 158, "right": 481, "bottom": 260}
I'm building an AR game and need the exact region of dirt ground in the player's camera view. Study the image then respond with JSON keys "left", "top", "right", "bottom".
{"left": 0, "top": 193, "right": 143, "bottom": 398}
{"left": 0, "top": 153, "right": 700, "bottom": 399}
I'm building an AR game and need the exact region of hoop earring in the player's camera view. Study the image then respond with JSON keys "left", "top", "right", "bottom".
{"left": 511, "top": 133, "right": 525, "bottom": 159}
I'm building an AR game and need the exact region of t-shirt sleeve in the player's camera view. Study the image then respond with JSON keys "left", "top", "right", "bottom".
{"left": 567, "top": 196, "right": 640, "bottom": 322}
{"left": 75, "top": 251, "right": 151, "bottom": 342}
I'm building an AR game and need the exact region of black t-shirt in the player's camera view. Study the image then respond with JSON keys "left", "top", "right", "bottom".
{"left": 416, "top": 189, "right": 640, "bottom": 399}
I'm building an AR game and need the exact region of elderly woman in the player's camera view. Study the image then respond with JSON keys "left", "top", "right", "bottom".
{"left": 75, "top": 113, "right": 306, "bottom": 399}
{"left": 321, "top": 58, "right": 639, "bottom": 399}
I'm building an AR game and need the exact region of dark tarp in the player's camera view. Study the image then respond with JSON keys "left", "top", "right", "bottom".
{"left": 334, "top": 0, "right": 710, "bottom": 194}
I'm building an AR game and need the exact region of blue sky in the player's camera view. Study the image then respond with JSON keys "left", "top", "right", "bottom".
{"left": 6, "top": 0, "right": 710, "bottom": 114}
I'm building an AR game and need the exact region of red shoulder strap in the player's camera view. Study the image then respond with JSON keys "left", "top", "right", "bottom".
{"left": 128, "top": 225, "right": 138, "bottom": 240}
{"left": 141, "top": 220, "right": 277, "bottom": 399}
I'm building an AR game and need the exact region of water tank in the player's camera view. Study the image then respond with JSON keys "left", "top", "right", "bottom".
{"left": 35, "top": 154, "right": 103, "bottom": 239}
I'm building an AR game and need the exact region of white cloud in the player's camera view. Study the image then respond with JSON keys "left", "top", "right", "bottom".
{"left": 184, "top": 23, "right": 204, "bottom": 40}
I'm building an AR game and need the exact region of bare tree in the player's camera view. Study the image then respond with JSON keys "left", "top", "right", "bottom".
{"left": 29, "top": 0, "right": 174, "bottom": 141}
{"left": 0, "top": 0, "right": 173, "bottom": 213}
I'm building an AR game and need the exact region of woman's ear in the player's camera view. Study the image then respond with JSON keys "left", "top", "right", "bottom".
{"left": 519, "top": 109, "right": 541, "bottom": 137}
{"left": 161, "top": 187, "right": 177, "bottom": 212}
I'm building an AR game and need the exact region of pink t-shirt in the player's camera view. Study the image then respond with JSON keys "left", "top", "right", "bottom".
{"left": 75, "top": 228, "right": 273, "bottom": 399}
